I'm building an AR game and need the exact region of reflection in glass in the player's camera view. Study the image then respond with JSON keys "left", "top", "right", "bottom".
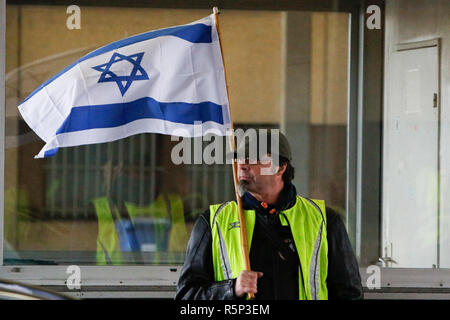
{"left": 4, "top": 6, "right": 349, "bottom": 265}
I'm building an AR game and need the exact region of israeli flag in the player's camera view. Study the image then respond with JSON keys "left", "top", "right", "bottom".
{"left": 18, "top": 14, "right": 231, "bottom": 158}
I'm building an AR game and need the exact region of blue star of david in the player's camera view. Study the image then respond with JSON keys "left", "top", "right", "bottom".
{"left": 92, "top": 52, "right": 149, "bottom": 96}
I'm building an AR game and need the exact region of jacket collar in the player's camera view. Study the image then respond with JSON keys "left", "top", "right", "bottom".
{"left": 242, "top": 182, "right": 297, "bottom": 214}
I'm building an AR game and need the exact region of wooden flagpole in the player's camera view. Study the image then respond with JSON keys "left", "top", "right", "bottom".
{"left": 212, "top": 7, "right": 254, "bottom": 300}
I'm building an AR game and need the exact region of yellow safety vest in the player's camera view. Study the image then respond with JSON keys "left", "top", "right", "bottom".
{"left": 93, "top": 194, "right": 188, "bottom": 265}
{"left": 210, "top": 196, "right": 328, "bottom": 300}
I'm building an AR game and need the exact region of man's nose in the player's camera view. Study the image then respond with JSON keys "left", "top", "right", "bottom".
{"left": 237, "top": 161, "right": 249, "bottom": 170}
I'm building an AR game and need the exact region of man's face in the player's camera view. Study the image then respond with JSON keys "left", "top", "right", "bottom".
{"left": 237, "top": 156, "right": 279, "bottom": 193}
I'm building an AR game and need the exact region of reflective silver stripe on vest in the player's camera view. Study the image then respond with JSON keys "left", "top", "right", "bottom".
{"left": 216, "top": 225, "right": 233, "bottom": 280}
{"left": 310, "top": 222, "right": 323, "bottom": 300}
{"left": 213, "top": 202, "right": 233, "bottom": 280}
{"left": 213, "top": 201, "right": 231, "bottom": 226}
{"left": 305, "top": 198, "right": 325, "bottom": 223}
{"left": 304, "top": 197, "right": 325, "bottom": 300}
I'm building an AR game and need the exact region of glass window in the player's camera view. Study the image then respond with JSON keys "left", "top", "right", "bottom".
{"left": 4, "top": 5, "right": 349, "bottom": 266}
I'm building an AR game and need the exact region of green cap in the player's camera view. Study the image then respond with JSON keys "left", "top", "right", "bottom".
{"left": 232, "top": 129, "right": 292, "bottom": 162}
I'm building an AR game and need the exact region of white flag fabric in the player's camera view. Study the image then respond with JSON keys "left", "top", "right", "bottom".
{"left": 18, "top": 14, "right": 231, "bottom": 158}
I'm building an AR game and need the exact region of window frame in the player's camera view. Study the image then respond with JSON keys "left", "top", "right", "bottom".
{"left": 0, "top": 0, "right": 5, "bottom": 270}
{"left": 2, "top": 0, "right": 449, "bottom": 299}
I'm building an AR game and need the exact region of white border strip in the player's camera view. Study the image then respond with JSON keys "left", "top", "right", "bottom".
{"left": 360, "top": 267, "right": 450, "bottom": 289}
{"left": 0, "top": 265, "right": 448, "bottom": 289}
{"left": 0, "top": 265, "right": 181, "bottom": 287}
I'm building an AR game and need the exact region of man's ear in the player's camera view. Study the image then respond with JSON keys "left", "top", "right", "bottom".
{"left": 277, "top": 163, "right": 287, "bottom": 176}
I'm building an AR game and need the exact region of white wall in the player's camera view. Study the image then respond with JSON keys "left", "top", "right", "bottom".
{"left": 384, "top": 0, "right": 450, "bottom": 268}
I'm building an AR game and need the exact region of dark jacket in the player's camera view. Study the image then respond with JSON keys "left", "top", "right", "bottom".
{"left": 175, "top": 183, "right": 363, "bottom": 300}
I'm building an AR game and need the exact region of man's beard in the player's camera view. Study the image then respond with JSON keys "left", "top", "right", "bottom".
{"left": 238, "top": 179, "right": 249, "bottom": 197}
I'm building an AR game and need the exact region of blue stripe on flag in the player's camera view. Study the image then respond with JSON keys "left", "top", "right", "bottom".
{"left": 22, "top": 23, "right": 212, "bottom": 105}
{"left": 55, "top": 97, "right": 224, "bottom": 135}
{"left": 44, "top": 148, "right": 59, "bottom": 158}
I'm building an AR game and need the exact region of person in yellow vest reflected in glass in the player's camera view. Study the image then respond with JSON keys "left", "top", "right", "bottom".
{"left": 175, "top": 130, "right": 363, "bottom": 300}
{"left": 3, "top": 187, "right": 32, "bottom": 262}
{"left": 92, "top": 159, "right": 189, "bottom": 265}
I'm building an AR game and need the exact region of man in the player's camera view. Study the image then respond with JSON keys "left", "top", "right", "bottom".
{"left": 175, "top": 130, "right": 363, "bottom": 300}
